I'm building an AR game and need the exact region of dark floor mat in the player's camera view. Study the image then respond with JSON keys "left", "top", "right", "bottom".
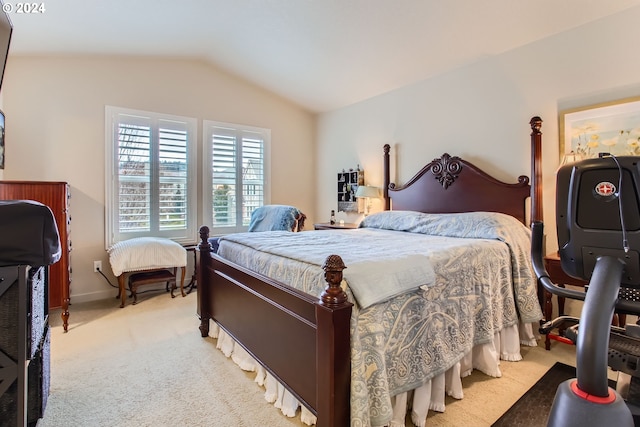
{"left": 492, "top": 362, "right": 616, "bottom": 427}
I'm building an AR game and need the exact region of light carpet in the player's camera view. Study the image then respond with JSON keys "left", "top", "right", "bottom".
{"left": 41, "top": 290, "right": 578, "bottom": 426}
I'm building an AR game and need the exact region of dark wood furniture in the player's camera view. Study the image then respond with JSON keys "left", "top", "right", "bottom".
{"left": 313, "top": 222, "right": 359, "bottom": 230}
{"left": 184, "top": 244, "right": 198, "bottom": 294}
{"left": 127, "top": 267, "right": 185, "bottom": 305}
{"left": 117, "top": 266, "right": 186, "bottom": 307}
{"left": 294, "top": 211, "right": 307, "bottom": 231}
{"left": 196, "top": 117, "right": 543, "bottom": 427}
{"left": 0, "top": 181, "right": 72, "bottom": 332}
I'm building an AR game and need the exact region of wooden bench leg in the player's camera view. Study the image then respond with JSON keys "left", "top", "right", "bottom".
{"left": 132, "top": 284, "right": 139, "bottom": 305}
{"left": 118, "top": 274, "right": 126, "bottom": 308}
{"left": 170, "top": 267, "right": 177, "bottom": 298}
{"left": 180, "top": 266, "right": 186, "bottom": 297}
{"left": 169, "top": 267, "right": 186, "bottom": 298}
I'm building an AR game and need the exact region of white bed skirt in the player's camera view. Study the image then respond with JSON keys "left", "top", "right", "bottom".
{"left": 210, "top": 322, "right": 538, "bottom": 427}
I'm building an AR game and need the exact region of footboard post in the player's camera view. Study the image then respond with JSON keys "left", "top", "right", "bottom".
{"left": 196, "top": 226, "right": 213, "bottom": 338}
{"left": 316, "top": 255, "right": 353, "bottom": 427}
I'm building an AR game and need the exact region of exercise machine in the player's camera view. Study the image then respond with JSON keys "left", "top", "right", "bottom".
{"left": 531, "top": 154, "right": 640, "bottom": 427}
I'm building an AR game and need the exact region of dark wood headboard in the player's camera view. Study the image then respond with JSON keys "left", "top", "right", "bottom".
{"left": 382, "top": 117, "right": 543, "bottom": 225}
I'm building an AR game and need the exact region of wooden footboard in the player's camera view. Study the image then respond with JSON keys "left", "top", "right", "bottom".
{"left": 196, "top": 226, "right": 353, "bottom": 427}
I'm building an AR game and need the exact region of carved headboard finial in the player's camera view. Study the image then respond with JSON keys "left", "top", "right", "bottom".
{"left": 530, "top": 116, "right": 542, "bottom": 134}
{"left": 430, "top": 153, "right": 463, "bottom": 189}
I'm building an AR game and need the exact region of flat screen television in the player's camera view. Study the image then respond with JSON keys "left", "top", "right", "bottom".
{"left": 0, "top": 0, "right": 12, "bottom": 94}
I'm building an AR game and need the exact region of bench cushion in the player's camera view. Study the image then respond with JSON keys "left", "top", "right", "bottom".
{"left": 108, "top": 237, "right": 186, "bottom": 277}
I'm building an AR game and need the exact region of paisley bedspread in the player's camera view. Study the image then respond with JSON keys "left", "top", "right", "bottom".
{"left": 216, "top": 211, "right": 542, "bottom": 427}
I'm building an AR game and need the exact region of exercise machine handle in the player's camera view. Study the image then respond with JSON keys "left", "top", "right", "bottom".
{"left": 532, "top": 220, "right": 624, "bottom": 397}
{"left": 531, "top": 221, "right": 586, "bottom": 301}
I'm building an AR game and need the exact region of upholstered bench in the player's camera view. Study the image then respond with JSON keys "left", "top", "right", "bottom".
{"left": 107, "top": 237, "right": 187, "bottom": 308}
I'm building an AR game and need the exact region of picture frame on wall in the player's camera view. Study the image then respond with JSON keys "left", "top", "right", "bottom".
{"left": 337, "top": 166, "right": 364, "bottom": 212}
{"left": 0, "top": 109, "right": 4, "bottom": 170}
{"left": 559, "top": 96, "right": 640, "bottom": 160}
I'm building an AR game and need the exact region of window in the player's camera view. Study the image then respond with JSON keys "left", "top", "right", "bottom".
{"left": 203, "top": 120, "right": 270, "bottom": 235}
{"left": 105, "top": 106, "right": 197, "bottom": 247}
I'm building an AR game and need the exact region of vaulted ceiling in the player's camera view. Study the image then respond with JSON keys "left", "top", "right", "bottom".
{"left": 8, "top": 0, "right": 640, "bottom": 112}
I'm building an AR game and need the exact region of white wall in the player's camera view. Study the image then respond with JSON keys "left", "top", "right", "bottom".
{"left": 2, "top": 55, "right": 316, "bottom": 303}
{"left": 315, "top": 6, "right": 640, "bottom": 317}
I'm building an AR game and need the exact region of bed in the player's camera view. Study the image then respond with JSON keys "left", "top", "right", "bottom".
{"left": 196, "top": 116, "right": 545, "bottom": 427}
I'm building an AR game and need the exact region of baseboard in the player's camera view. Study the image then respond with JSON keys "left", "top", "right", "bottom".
{"left": 68, "top": 289, "right": 117, "bottom": 304}
{"left": 69, "top": 283, "right": 173, "bottom": 305}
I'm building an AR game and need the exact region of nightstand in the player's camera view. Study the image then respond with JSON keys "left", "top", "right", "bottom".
{"left": 314, "top": 222, "right": 359, "bottom": 230}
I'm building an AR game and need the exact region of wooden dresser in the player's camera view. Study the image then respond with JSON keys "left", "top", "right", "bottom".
{"left": 0, "top": 181, "right": 71, "bottom": 331}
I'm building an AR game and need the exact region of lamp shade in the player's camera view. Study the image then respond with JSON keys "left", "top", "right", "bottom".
{"left": 355, "top": 185, "right": 381, "bottom": 199}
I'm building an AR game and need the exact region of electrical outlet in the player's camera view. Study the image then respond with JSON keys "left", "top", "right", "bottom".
{"left": 93, "top": 260, "right": 102, "bottom": 273}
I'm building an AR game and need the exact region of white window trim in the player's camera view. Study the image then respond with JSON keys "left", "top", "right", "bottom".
{"left": 202, "top": 120, "right": 271, "bottom": 236}
{"left": 104, "top": 106, "right": 198, "bottom": 248}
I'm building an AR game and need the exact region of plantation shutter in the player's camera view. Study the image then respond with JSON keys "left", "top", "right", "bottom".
{"left": 158, "top": 124, "right": 188, "bottom": 231}
{"left": 241, "top": 130, "right": 265, "bottom": 224}
{"left": 205, "top": 121, "right": 269, "bottom": 234}
{"left": 117, "top": 121, "right": 152, "bottom": 232}
{"left": 211, "top": 126, "right": 238, "bottom": 227}
{"left": 105, "top": 106, "right": 197, "bottom": 247}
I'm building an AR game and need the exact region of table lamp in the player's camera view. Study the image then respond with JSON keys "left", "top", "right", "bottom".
{"left": 355, "top": 185, "right": 381, "bottom": 216}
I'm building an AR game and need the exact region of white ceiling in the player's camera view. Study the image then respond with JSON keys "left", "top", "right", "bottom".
{"left": 7, "top": 0, "right": 640, "bottom": 113}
